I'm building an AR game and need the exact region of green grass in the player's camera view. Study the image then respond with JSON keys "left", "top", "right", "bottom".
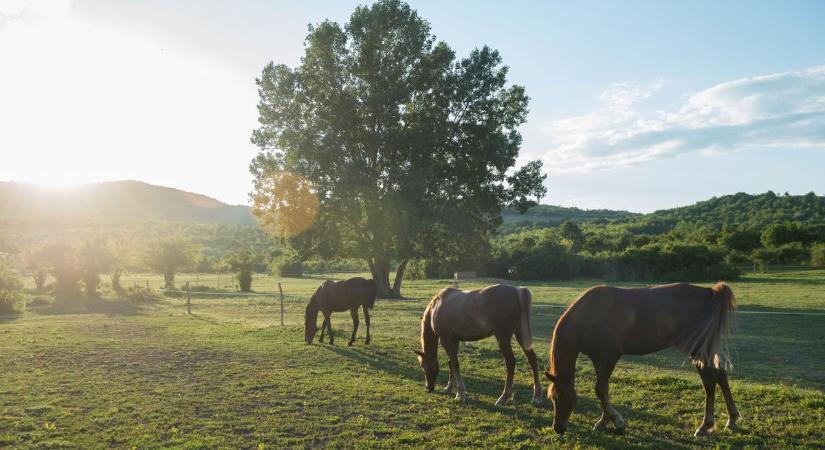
{"left": 2, "top": 270, "right": 824, "bottom": 448}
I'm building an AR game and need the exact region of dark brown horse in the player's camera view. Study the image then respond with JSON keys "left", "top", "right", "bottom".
{"left": 415, "top": 284, "right": 542, "bottom": 406}
{"left": 544, "top": 282, "right": 739, "bottom": 436}
{"left": 305, "top": 277, "right": 377, "bottom": 346}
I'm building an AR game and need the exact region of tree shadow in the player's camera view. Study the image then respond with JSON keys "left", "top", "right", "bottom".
{"left": 35, "top": 296, "right": 146, "bottom": 317}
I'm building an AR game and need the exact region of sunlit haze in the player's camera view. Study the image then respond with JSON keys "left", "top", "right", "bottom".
{"left": 2, "top": 0, "right": 824, "bottom": 211}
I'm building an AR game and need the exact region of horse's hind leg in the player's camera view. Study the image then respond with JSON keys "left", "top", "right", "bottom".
{"left": 362, "top": 305, "right": 371, "bottom": 345}
{"left": 715, "top": 368, "right": 739, "bottom": 431}
{"left": 318, "top": 314, "right": 330, "bottom": 343}
{"left": 694, "top": 364, "right": 717, "bottom": 437}
{"left": 494, "top": 334, "right": 517, "bottom": 406}
{"left": 515, "top": 330, "right": 542, "bottom": 405}
{"left": 348, "top": 308, "right": 360, "bottom": 346}
{"left": 593, "top": 353, "right": 626, "bottom": 433}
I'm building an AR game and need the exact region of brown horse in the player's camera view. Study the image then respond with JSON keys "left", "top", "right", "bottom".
{"left": 544, "top": 282, "right": 739, "bottom": 436}
{"left": 305, "top": 277, "right": 377, "bottom": 346}
{"left": 415, "top": 284, "right": 542, "bottom": 406}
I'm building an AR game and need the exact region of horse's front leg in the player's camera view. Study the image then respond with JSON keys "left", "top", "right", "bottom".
{"left": 695, "top": 364, "right": 717, "bottom": 437}
{"left": 362, "top": 305, "right": 371, "bottom": 345}
{"left": 348, "top": 307, "right": 360, "bottom": 346}
{"left": 494, "top": 333, "right": 516, "bottom": 406}
{"left": 440, "top": 337, "right": 465, "bottom": 402}
{"left": 594, "top": 354, "right": 626, "bottom": 433}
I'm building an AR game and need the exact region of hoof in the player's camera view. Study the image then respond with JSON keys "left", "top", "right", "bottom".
{"left": 347, "top": 341, "right": 354, "bottom": 346}
{"left": 613, "top": 426, "right": 626, "bottom": 435}
{"left": 531, "top": 396, "right": 542, "bottom": 406}
{"left": 694, "top": 426, "right": 714, "bottom": 437}
{"left": 454, "top": 394, "right": 467, "bottom": 403}
{"left": 726, "top": 421, "right": 739, "bottom": 432}
{"left": 593, "top": 421, "right": 609, "bottom": 432}
{"left": 365, "top": 339, "right": 370, "bottom": 345}
{"left": 494, "top": 394, "right": 513, "bottom": 406}
{"left": 442, "top": 386, "right": 453, "bottom": 394}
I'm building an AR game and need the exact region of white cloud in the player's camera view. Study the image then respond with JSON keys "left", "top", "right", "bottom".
{"left": 540, "top": 67, "right": 825, "bottom": 173}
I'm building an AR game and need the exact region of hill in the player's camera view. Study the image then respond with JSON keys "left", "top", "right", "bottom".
{"left": 500, "top": 204, "right": 639, "bottom": 231}
{"left": 620, "top": 191, "right": 825, "bottom": 233}
{"left": 0, "top": 180, "right": 255, "bottom": 225}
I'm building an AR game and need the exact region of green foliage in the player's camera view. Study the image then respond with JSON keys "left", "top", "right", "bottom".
{"left": 811, "top": 243, "right": 825, "bottom": 266}
{"left": 38, "top": 243, "right": 82, "bottom": 297}
{"left": 143, "top": 238, "right": 196, "bottom": 289}
{"left": 79, "top": 239, "right": 116, "bottom": 298}
{"left": 224, "top": 250, "right": 258, "bottom": 292}
{"left": 0, "top": 261, "right": 23, "bottom": 314}
{"left": 250, "top": 0, "right": 545, "bottom": 297}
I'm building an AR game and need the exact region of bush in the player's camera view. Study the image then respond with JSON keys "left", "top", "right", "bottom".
{"left": 811, "top": 243, "right": 825, "bottom": 266}
{"left": 0, "top": 263, "right": 24, "bottom": 314}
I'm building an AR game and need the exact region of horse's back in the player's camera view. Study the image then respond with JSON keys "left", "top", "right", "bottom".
{"left": 568, "top": 283, "right": 715, "bottom": 355}
{"left": 432, "top": 284, "right": 522, "bottom": 341}
{"left": 319, "top": 277, "right": 375, "bottom": 311}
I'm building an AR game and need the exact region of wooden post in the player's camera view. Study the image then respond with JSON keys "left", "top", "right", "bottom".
{"left": 146, "top": 280, "right": 149, "bottom": 291}
{"left": 278, "top": 282, "right": 284, "bottom": 326}
{"left": 186, "top": 282, "right": 191, "bottom": 315}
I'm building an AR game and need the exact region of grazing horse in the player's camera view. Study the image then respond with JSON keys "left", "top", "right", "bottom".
{"left": 304, "top": 277, "right": 377, "bottom": 346}
{"left": 544, "top": 282, "right": 739, "bottom": 437}
{"left": 415, "top": 284, "right": 542, "bottom": 406}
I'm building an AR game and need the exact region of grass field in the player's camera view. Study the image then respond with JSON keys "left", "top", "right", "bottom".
{"left": 2, "top": 270, "right": 824, "bottom": 448}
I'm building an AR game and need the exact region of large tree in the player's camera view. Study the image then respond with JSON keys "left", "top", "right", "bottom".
{"left": 250, "top": 0, "right": 546, "bottom": 297}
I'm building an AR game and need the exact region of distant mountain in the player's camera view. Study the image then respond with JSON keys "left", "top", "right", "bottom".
{"left": 501, "top": 204, "right": 639, "bottom": 230}
{"left": 0, "top": 180, "right": 255, "bottom": 225}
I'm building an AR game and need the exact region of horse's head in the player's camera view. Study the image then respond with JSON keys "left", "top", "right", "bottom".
{"left": 414, "top": 349, "right": 439, "bottom": 392}
{"left": 545, "top": 371, "right": 577, "bottom": 434}
{"left": 304, "top": 295, "right": 319, "bottom": 344}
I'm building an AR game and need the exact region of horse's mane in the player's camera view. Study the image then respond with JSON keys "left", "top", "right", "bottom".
{"left": 548, "top": 289, "right": 590, "bottom": 379}
{"left": 419, "top": 290, "right": 444, "bottom": 354}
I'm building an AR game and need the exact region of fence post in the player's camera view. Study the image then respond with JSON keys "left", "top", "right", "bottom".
{"left": 278, "top": 282, "right": 285, "bottom": 326}
{"left": 186, "top": 282, "right": 191, "bottom": 315}
{"left": 146, "top": 280, "right": 149, "bottom": 291}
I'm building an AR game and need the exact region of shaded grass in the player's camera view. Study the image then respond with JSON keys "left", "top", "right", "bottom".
{"left": 1, "top": 270, "right": 824, "bottom": 448}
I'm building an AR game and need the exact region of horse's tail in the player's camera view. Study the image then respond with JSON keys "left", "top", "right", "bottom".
{"left": 516, "top": 286, "right": 534, "bottom": 350}
{"left": 364, "top": 278, "right": 377, "bottom": 310}
{"left": 678, "top": 282, "right": 736, "bottom": 370}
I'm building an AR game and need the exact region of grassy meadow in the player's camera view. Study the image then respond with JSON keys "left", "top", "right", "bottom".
{"left": 1, "top": 269, "right": 824, "bottom": 448}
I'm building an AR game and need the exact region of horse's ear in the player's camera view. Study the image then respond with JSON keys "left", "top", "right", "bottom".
{"left": 414, "top": 350, "right": 425, "bottom": 357}
{"left": 544, "top": 371, "right": 556, "bottom": 382}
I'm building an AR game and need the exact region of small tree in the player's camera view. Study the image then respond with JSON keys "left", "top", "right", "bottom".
{"left": 225, "top": 250, "right": 258, "bottom": 292}
{"left": 40, "top": 243, "right": 82, "bottom": 297}
{"left": 79, "top": 239, "right": 116, "bottom": 298}
{"left": 144, "top": 239, "right": 195, "bottom": 289}
{"left": 0, "top": 261, "right": 23, "bottom": 314}
{"left": 24, "top": 248, "right": 49, "bottom": 292}
{"left": 560, "top": 220, "right": 585, "bottom": 252}
{"left": 811, "top": 243, "right": 825, "bottom": 266}
{"left": 109, "top": 237, "right": 135, "bottom": 295}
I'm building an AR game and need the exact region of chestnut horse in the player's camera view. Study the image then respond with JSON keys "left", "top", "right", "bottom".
{"left": 415, "top": 284, "right": 542, "bottom": 406}
{"left": 305, "top": 277, "right": 377, "bottom": 346}
{"left": 545, "top": 282, "right": 739, "bottom": 436}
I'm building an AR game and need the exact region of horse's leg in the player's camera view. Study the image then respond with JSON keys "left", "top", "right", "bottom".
{"left": 441, "top": 337, "right": 465, "bottom": 402}
{"left": 318, "top": 313, "right": 329, "bottom": 343}
{"left": 348, "top": 307, "right": 360, "bottom": 346}
{"left": 442, "top": 365, "right": 455, "bottom": 394}
{"left": 694, "top": 364, "right": 717, "bottom": 437}
{"left": 494, "top": 333, "right": 517, "bottom": 406}
{"left": 594, "top": 353, "right": 626, "bottom": 433}
{"left": 589, "top": 354, "right": 610, "bottom": 431}
{"left": 715, "top": 368, "right": 739, "bottom": 432}
{"left": 323, "top": 312, "right": 335, "bottom": 345}
{"left": 362, "top": 305, "right": 371, "bottom": 345}
{"left": 515, "top": 330, "right": 542, "bottom": 405}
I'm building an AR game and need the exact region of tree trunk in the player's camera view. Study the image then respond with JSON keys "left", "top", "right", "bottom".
{"left": 391, "top": 259, "right": 409, "bottom": 298}
{"left": 164, "top": 270, "right": 175, "bottom": 289}
{"left": 368, "top": 258, "right": 408, "bottom": 299}
{"left": 371, "top": 259, "right": 393, "bottom": 298}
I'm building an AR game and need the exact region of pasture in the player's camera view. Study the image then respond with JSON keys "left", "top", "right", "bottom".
{"left": 1, "top": 270, "right": 824, "bottom": 448}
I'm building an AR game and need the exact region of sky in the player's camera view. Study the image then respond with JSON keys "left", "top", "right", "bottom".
{"left": 1, "top": 0, "right": 824, "bottom": 212}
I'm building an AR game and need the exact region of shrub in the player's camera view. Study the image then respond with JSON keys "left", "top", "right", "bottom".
{"left": 0, "top": 263, "right": 24, "bottom": 314}
{"left": 811, "top": 243, "right": 825, "bottom": 266}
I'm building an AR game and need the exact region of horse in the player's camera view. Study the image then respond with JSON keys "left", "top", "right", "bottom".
{"left": 415, "top": 284, "right": 542, "bottom": 406}
{"left": 304, "top": 277, "right": 377, "bottom": 346}
{"left": 544, "top": 282, "right": 739, "bottom": 437}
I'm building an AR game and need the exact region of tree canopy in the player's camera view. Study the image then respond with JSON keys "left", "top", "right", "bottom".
{"left": 250, "top": 0, "right": 545, "bottom": 297}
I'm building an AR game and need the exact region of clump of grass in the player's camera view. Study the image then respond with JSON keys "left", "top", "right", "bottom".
{"left": 126, "top": 286, "right": 160, "bottom": 304}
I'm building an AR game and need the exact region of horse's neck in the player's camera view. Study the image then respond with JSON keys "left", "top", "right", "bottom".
{"left": 421, "top": 308, "right": 439, "bottom": 354}
{"left": 550, "top": 323, "right": 579, "bottom": 382}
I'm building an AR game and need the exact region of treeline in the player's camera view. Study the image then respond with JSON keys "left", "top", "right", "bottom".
{"left": 411, "top": 191, "right": 825, "bottom": 281}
